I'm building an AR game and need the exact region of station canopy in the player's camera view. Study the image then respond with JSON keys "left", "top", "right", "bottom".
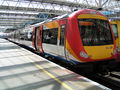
{"left": 0, "top": 0, "right": 120, "bottom": 32}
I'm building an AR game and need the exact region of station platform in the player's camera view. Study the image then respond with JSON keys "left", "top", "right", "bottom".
{"left": 0, "top": 38, "right": 111, "bottom": 90}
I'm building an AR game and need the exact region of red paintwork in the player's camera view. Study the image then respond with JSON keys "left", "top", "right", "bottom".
{"left": 37, "top": 26, "right": 44, "bottom": 53}
{"left": 66, "top": 15, "right": 88, "bottom": 61}
{"left": 32, "top": 9, "right": 116, "bottom": 62}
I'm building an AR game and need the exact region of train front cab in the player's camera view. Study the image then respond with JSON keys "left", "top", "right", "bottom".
{"left": 66, "top": 10, "right": 117, "bottom": 64}
{"left": 64, "top": 10, "right": 117, "bottom": 73}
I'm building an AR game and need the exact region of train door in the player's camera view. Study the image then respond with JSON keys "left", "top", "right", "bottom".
{"left": 58, "top": 19, "right": 67, "bottom": 59}
{"left": 35, "top": 25, "right": 43, "bottom": 53}
{"left": 42, "top": 26, "right": 59, "bottom": 55}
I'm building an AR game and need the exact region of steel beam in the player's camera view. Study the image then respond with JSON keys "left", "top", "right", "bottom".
{"left": 0, "top": 12, "right": 37, "bottom": 17}
{"left": 0, "top": 5, "right": 66, "bottom": 15}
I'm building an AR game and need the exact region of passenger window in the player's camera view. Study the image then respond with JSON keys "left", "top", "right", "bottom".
{"left": 60, "top": 24, "right": 66, "bottom": 45}
{"left": 111, "top": 24, "right": 118, "bottom": 38}
{"left": 43, "top": 28, "right": 58, "bottom": 45}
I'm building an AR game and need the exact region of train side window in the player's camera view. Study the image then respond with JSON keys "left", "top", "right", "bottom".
{"left": 60, "top": 24, "right": 66, "bottom": 45}
{"left": 111, "top": 24, "right": 118, "bottom": 38}
{"left": 43, "top": 28, "right": 58, "bottom": 45}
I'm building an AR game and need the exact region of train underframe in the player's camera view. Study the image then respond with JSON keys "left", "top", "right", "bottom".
{"left": 42, "top": 52, "right": 117, "bottom": 75}
{"left": 71, "top": 59, "right": 117, "bottom": 75}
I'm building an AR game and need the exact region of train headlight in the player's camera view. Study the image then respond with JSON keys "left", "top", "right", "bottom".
{"left": 113, "top": 49, "right": 117, "bottom": 55}
{"left": 80, "top": 51, "right": 88, "bottom": 58}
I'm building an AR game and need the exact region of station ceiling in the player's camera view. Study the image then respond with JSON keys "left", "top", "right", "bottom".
{"left": 0, "top": 0, "right": 120, "bottom": 32}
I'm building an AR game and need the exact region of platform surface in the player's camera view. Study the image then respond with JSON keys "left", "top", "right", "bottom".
{"left": 0, "top": 38, "right": 111, "bottom": 90}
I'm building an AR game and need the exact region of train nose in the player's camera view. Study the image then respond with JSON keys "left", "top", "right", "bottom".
{"left": 84, "top": 45, "right": 114, "bottom": 60}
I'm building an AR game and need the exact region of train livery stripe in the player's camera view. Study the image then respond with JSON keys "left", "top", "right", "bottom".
{"left": 44, "top": 21, "right": 59, "bottom": 28}
{"left": 78, "top": 14, "right": 107, "bottom": 20}
{"left": 66, "top": 39, "right": 81, "bottom": 61}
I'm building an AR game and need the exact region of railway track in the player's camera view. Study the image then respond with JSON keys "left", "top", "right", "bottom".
{"left": 87, "top": 72, "right": 120, "bottom": 89}
{"left": 110, "top": 72, "right": 120, "bottom": 79}
{"left": 107, "top": 72, "right": 120, "bottom": 87}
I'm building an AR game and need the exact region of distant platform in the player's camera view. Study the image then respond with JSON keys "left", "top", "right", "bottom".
{"left": 0, "top": 38, "right": 111, "bottom": 90}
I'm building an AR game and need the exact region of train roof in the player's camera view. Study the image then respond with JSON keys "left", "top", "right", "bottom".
{"left": 34, "top": 13, "right": 69, "bottom": 27}
{"left": 33, "top": 9, "right": 103, "bottom": 27}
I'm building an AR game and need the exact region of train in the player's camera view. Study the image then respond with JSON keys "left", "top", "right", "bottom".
{"left": 110, "top": 19, "right": 120, "bottom": 61}
{"left": 110, "top": 20, "right": 120, "bottom": 51}
{"left": 7, "top": 9, "right": 117, "bottom": 73}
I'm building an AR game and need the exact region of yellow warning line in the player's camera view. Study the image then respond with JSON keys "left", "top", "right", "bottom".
{"left": 21, "top": 50, "right": 73, "bottom": 90}
{"left": 33, "top": 62, "right": 73, "bottom": 90}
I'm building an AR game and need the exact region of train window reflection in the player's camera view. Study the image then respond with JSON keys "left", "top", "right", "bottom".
{"left": 111, "top": 24, "right": 118, "bottom": 38}
{"left": 43, "top": 28, "right": 58, "bottom": 45}
{"left": 78, "top": 19, "right": 113, "bottom": 46}
{"left": 79, "top": 21, "right": 93, "bottom": 26}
